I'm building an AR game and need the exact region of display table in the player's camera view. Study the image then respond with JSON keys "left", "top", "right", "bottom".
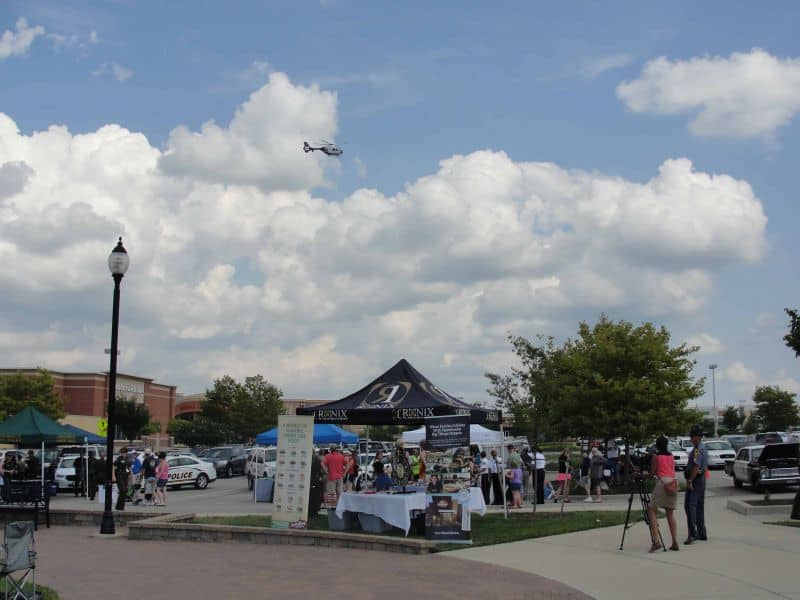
{"left": 335, "top": 487, "right": 486, "bottom": 535}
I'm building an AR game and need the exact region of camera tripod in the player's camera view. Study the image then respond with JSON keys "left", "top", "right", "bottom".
{"left": 619, "top": 476, "right": 666, "bottom": 551}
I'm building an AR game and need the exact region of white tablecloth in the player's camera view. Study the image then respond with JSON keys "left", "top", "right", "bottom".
{"left": 336, "top": 487, "right": 486, "bottom": 535}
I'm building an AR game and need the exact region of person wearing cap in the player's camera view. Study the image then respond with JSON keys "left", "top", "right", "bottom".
{"left": 113, "top": 447, "right": 131, "bottom": 510}
{"left": 322, "top": 444, "right": 347, "bottom": 504}
{"left": 141, "top": 448, "right": 158, "bottom": 506}
{"left": 684, "top": 425, "right": 709, "bottom": 544}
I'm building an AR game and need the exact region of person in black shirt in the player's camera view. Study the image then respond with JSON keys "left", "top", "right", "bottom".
{"left": 113, "top": 447, "right": 130, "bottom": 510}
{"left": 74, "top": 449, "right": 86, "bottom": 497}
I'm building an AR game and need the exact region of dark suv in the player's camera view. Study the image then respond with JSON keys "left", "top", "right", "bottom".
{"left": 205, "top": 446, "right": 247, "bottom": 478}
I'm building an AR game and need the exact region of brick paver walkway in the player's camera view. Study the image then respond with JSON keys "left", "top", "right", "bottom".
{"left": 36, "top": 527, "right": 590, "bottom": 600}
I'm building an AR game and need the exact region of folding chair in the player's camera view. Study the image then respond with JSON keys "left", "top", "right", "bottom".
{"left": 0, "top": 521, "right": 36, "bottom": 600}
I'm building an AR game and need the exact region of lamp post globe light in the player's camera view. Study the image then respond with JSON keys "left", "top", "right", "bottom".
{"left": 100, "top": 237, "right": 129, "bottom": 535}
{"left": 709, "top": 364, "right": 718, "bottom": 439}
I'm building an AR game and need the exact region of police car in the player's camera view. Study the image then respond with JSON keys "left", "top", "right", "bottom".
{"left": 165, "top": 454, "right": 217, "bottom": 489}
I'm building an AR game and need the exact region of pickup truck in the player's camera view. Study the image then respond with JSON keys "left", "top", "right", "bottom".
{"left": 724, "top": 443, "right": 800, "bottom": 489}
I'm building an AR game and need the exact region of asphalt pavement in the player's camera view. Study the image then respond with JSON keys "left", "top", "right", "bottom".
{"left": 47, "top": 470, "right": 800, "bottom": 599}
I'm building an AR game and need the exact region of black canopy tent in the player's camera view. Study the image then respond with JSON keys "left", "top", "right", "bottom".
{"left": 296, "top": 359, "right": 501, "bottom": 426}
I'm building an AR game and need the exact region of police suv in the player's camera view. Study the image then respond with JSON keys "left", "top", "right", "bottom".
{"left": 164, "top": 454, "right": 217, "bottom": 489}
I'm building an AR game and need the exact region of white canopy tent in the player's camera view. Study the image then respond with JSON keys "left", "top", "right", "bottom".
{"left": 401, "top": 424, "right": 503, "bottom": 446}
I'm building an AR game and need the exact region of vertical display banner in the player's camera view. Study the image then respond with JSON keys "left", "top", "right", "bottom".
{"left": 271, "top": 415, "right": 314, "bottom": 529}
{"left": 424, "top": 415, "right": 472, "bottom": 543}
{"left": 425, "top": 415, "right": 470, "bottom": 450}
{"left": 425, "top": 489, "right": 472, "bottom": 543}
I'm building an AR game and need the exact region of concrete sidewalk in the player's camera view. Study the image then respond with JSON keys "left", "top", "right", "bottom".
{"left": 446, "top": 495, "right": 800, "bottom": 599}
{"left": 34, "top": 526, "right": 590, "bottom": 600}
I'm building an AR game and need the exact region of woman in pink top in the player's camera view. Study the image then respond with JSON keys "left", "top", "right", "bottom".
{"left": 154, "top": 451, "right": 169, "bottom": 507}
{"left": 647, "top": 435, "right": 679, "bottom": 552}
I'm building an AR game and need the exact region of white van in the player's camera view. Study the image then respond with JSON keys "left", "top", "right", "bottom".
{"left": 245, "top": 447, "right": 277, "bottom": 490}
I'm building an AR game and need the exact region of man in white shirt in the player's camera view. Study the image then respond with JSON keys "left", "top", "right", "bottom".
{"left": 533, "top": 445, "right": 546, "bottom": 505}
{"left": 487, "top": 449, "right": 504, "bottom": 505}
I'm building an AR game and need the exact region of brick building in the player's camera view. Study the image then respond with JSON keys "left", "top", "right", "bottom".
{"left": 0, "top": 368, "right": 177, "bottom": 437}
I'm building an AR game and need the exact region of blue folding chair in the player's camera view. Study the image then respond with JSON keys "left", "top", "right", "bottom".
{"left": 0, "top": 521, "right": 36, "bottom": 600}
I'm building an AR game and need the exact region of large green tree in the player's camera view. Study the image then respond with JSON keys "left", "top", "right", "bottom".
{"left": 0, "top": 369, "right": 66, "bottom": 421}
{"left": 781, "top": 309, "right": 800, "bottom": 520}
{"left": 722, "top": 406, "right": 745, "bottom": 433}
{"left": 168, "top": 417, "right": 230, "bottom": 447}
{"left": 114, "top": 398, "right": 151, "bottom": 441}
{"left": 784, "top": 308, "right": 800, "bottom": 357}
{"left": 201, "top": 374, "right": 285, "bottom": 443}
{"left": 752, "top": 385, "right": 799, "bottom": 431}
{"left": 487, "top": 316, "right": 704, "bottom": 444}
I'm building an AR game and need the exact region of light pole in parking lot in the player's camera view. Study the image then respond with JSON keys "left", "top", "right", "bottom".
{"left": 100, "top": 237, "right": 129, "bottom": 535}
{"left": 709, "top": 364, "right": 718, "bottom": 438}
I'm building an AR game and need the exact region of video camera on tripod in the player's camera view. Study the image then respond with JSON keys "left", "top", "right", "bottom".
{"left": 619, "top": 464, "right": 666, "bottom": 552}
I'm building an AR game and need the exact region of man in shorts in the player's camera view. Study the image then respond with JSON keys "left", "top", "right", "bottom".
{"left": 322, "top": 444, "right": 347, "bottom": 504}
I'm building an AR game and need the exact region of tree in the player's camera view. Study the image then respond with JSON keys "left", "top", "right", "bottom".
{"left": 781, "top": 309, "right": 800, "bottom": 520}
{"left": 742, "top": 413, "right": 758, "bottom": 435}
{"left": 752, "top": 385, "right": 799, "bottom": 431}
{"left": 722, "top": 406, "right": 745, "bottom": 433}
{"left": 0, "top": 369, "right": 66, "bottom": 421}
{"left": 486, "top": 316, "right": 704, "bottom": 445}
{"left": 366, "top": 425, "right": 403, "bottom": 441}
{"left": 114, "top": 398, "right": 151, "bottom": 441}
{"left": 784, "top": 308, "right": 800, "bottom": 357}
{"left": 202, "top": 374, "right": 285, "bottom": 443}
{"left": 167, "top": 416, "right": 230, "bottom": 447}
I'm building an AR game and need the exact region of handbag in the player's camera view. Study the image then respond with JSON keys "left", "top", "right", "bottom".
{"left": 663, "top": 477, "right": 678, "bottom": 494}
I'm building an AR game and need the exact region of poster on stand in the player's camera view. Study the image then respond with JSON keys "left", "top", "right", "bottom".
{"left": 425, "top": 490, "right": 472, "bottom": 543}
{"left": 271, "top": 414, "right": 314, "bottom": 529}
{"left": 424, "top": 415, "right": 470, "bottom": 450}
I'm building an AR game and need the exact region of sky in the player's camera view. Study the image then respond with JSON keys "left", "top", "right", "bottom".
{"left": 1, "top": 1, "right": 798, "bottom": 412}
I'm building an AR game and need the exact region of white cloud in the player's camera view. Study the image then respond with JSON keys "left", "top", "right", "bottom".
{"left": 92, "top": 62, "right": 133, "bottom": 82}
{"left": 0, "top": 18, "right": 45, "bottom": 61}
{"left": 159, "top": 71, "right": 338, "bottom": 191}
{"left": 720, "top": 361, "right": 758, "bottom": 384}
{"left": 239, "top": 60, "right": 271, "bottom": 83}
{"left": 0, "top": 71, "right": 770, "bottom": 399}
{"left": 47, "top": 29, "right": 98, "bottom": 51}
{"left": 582, "top": 53, "right": 633, "bottom": 79}
{"left": 353, "top": 157, "right": 368, "bottom": 178}
{"left": 686, "top": 333, "right": 725, "bottom": 354}
{"left": 617, "top": 48, "right": 800, "bottom": 138}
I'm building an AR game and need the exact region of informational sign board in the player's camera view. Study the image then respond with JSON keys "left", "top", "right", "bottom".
{"left": 425, "top": 490, "right": 472, "bottom": 543}
{"left": 425, "top": 415, "right": 470, "bottom": 450}
{"left": 271, "top": 415, "right": 314, "bottom": 529}
{"left": 97, "top": 418, "right": 108, "bottom": 436}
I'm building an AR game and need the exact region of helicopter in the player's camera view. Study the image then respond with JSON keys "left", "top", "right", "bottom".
{"left": 303, "top": 140, "right": 343, "bottom": 156}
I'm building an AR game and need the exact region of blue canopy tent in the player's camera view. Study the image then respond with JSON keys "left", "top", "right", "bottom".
{"left": 61, "top": 424, "right": 106, "bottom": 444}
{"left": 255, "top": 423, "right": 358, "bottom": 446}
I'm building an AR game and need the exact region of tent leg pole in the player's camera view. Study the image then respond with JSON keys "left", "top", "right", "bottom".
{"left": 41, "top": 441, "right": 45, "bottom": 501}
{"left": 501, "top": 424, "right": 508, "bottom": 520}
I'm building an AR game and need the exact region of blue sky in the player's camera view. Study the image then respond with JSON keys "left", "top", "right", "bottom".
{"left": 1, "top": 1, "right": 798, "bottom": 413}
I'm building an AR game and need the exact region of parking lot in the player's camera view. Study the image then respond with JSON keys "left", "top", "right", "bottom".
{"left": 48, "top": 465, "right": 799, "bottom": 518}
{"left": 51, "top": 471, "right": 272, "bottom": 516}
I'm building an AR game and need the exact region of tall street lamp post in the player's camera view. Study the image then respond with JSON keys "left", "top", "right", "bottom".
{"left": 709, "top": 364, "right": 718, "bottom": 439}
{"left": 100, "top": 237, "right": 129, "bottom": 535}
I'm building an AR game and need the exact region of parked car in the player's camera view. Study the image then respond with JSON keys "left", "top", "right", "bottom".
{"left": 724, "top": 443, "right": 800, "bottom": 489}
{"left": 703, "top": 440, "right": 736, "bottom": 468}
{"left": 164, "top": 454, "right": 217, "bottom": 489}
{"left": 54, "top": 454, "right": 79, "bottom": 490}
{"left": 206, "top": 446, "right": 247, "bottom": 478}
{"left": 245, "top": 447, "right": 277, "bottom": 490}
{"left": 754, "top": 432, "right": 796, "bottom": 444}
{"left": 668, "top": 443, "right": 689, "bottom": 470}
{"left": 57, "top": 445, "right": 105, "bottom": 465}
{"left": 720, "top": 434, "right": 750, "bottom": 451}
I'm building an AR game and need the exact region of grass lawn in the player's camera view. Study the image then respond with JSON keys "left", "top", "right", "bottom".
{"left": 193, "top": 510, "right": 636, "bottom": 550}
{"left": 0, "top": 579, "right": 59, "bottom": 599}
{"left": 765, "top": 520, "right": 800, "bottom": 528}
